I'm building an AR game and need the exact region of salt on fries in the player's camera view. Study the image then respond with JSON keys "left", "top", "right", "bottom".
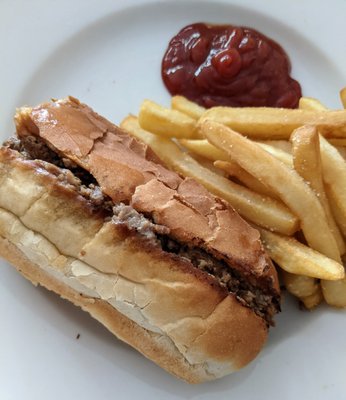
{"left": 297, "top": 96, "right": 346, "bottom": 240}
{"left": 259, "top": 228, "right": 344, "bottom": 280}
{"left": 214, "top": 160, "right": 279, "bottom": 199}
{"left": 122, "top": 95, "right": 346, "bottom": 309}
{"left": 178, "top": 139, "right": 279, "bottom": 198}
{"left": 201, "top": 120, "right": 341, "bottom": 262}
{"left": 326, "top": 188, "right": 346, "bottom": 239}
{"left": 201, "top": 120, "right": 346, "bottom": 307}
{"left": 255, "top": 142, "right": 293, "bottom": 167}
{"left": 256, "top": 140, "right": 292, "bottom": 153}
{"left": 199, "top": 106, "right": 346, "bottom": 139}
{"left": 297, "top": 96, "right": 346, "bottom": 153}
{"left": 316, "top": 135, "right": 346, "bottom": 306}
{"left": 121, "top": 115, "right": 298, "bottom": 234}
{"left": 290, "top": 126, "right": 345, "bottom": 254}
{"left": 319, "top": 135, "right": 346, "bottom": 236}
{"left": 295, "top": 95, "right": 346, "bottom": 307}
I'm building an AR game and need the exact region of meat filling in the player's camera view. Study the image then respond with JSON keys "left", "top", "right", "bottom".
{"left": 5, "top": 135, "right": 280, "bottom": 325}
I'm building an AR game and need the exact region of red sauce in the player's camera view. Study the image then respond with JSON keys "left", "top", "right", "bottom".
{"left": 161, "top": 23, "right": 302, "bottom": 108}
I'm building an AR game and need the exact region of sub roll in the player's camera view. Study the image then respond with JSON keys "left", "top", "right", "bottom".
{"left": 0, "top": 97, "right": 280, "bottom": 383}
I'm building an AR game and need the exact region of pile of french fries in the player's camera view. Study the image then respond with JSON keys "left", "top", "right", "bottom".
{"left": 121, "top": 90, "right": 346, "bottom": 310}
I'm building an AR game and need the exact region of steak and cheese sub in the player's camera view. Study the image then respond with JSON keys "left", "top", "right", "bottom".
{"left": 0, "top": 97, "right": 280, "bottom": 383}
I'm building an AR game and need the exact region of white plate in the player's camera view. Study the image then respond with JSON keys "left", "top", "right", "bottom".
{"left": 1, "top": 1, "right": 346, "bottom": 399}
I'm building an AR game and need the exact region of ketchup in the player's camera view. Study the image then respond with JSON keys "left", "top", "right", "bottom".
{"left": 161, "top": 23, "right": 302, "bottom": 108}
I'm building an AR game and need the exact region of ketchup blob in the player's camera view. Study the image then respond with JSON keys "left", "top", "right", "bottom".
{"left": 162, "top": 23, "right": 302, "bottom": 108}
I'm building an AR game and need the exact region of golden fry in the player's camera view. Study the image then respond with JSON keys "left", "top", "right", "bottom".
{"left": 328, "top": 138, "right": 346, "bottom": 147}
{"left": 189, "top": 154, "right": 227, "bottom": 176}
{"left": 214, "top": 160, "right": 278, "bottom": 199}
{"left": 325, "top": 186, "right": 346, "bottom": 238}
{"left": 256, "top": 142, "right": 293, "bottom": 167}
{"left": 121, "top": 115, "right": 299, "bottom": 235}
{"left": 202, "top": 120, "right": 341, "bottom": 261}
{"left": 320, "top": 135, "right": 346, "bottom": 239}
{"left": 282, "top": 270, "right": 323, "bottom": 309}
{"left": 298, "top": 97, "right": 327, "bottom": 111}
{"left": 281, "top": 270, "right": 319, "bottom": 298}
{"left": 259, "top": 228, "right": 344, "bottom": 280}
{"left": 340, "top": 87, "right": 346, "bottom": 109}
{"left": 256, "top": 140, "right": 292, "bottom": 154}
{"left": 127, "top": 94, "right": 346, "bottom": 309}
{"left": 322, "top": 277, "right": 346, "bottom": 307}
{"left": 291, "top": 126, "right": 345, "bottom": 255}
{"left": 300, "top": 286, "right": 323, "bottom": 310}
{"left": 199, "top": 106, "right": 346, "bottom": 139}
{"left": 179, "top": 139, "right": 229, "bottom": 161}
{"left": 335, "top": 146, "right": 346, "bottom": 160}
{"left": 298, "top": 96, "right": 346, "bottom": 239}
{"left": 139, "top": 99, "right": 198, "bottom": 139}
{"left": 171, "top": 96, "right": 205, "bottom": 120}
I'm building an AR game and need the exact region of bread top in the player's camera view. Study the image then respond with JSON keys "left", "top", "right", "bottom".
{"left": 15, "top": 97, "right": 279, "bottom": 294}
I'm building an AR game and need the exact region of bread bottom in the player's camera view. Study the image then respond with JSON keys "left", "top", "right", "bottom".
{"left": 0, "top": 235, "right": 217, "bottom": 383}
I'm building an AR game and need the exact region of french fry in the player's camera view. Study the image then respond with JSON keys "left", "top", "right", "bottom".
{"left": 127, "top": 95, "right": 346, "bottom": 309}
{"left": 139, "top": 99, "right": 198, "bottom": 139}
{"left": 199, "top": 106, "right": 346, "bottom": 139}
{"left": 177, "top": 139, "right": 280, "bottom": 198}
{"left": 256, "top": 142, "right": 293, "bottom": 167}
{"left": 214, "top": 160, "right": 278, "bottom": 199}
{"left": 291, "top": 126, "right": 345, "bottom": 255}
{"left": 298, "top": 97, "right": 327, "bottom": 111}
{"left": 179, "top": 139, "right": 230, "bottom": 161}
{"left": 171, "top": 96, "right": 205, "bottom": 120}
{"left": 297, "top": 98, "right": 346, "bottom": 159}
{"left": 300, "top": 286, "right": 323, "bottom": 310}
{"left": 256, "top": 140, "right": 292, "bottom": 154}
{"left": 298, "top": 96, "right": 346, "bottom": 160}
{"left": 340, "top": 87, "right": 346, "bottom": 109}
{"left": 328, "top": 138, "right": 346, "bottom": 147}
{"left": 281, "top": 270, "right": 319, "bottom": 297}
{"left": 323, "top": 198, "right": 346, "bottom": 307}
{"left": 321, "top": 278, "right": 346, "bottom": 307}
{"left": 325, "top": 186, "right": 346, "bottom": 238}
{"left": 201, "top": 120, "right": 341, "bottom": 262}
{"left": 189, "top": 154, "right": 227, "bottom": 176}
{"left": 281, "top": 270, "right": 323, "bottom": 309}
{"left": 121, "top": 115, "right": 299, "bottom": 235}
{"left": 335, "top": 146, "right": 346, "bottom": 160}
{"left": 319, "top": 135, "right": 346, "bottom": 239}
{"left": 260, "top": 113, "right": 346, "bottom": 305}
{"left": 298, "top": 96, "right": 346, "bottom": 236}
{"left": 259, "top": 228, "right": 344, "bottom": 280}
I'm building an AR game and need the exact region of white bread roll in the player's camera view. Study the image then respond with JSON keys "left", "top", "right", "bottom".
{"left": 0, "top": 98, "right": 280, "bottom": 382}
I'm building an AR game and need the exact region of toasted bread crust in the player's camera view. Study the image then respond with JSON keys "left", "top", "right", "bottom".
{"left": 15, "top": 97, "right": 279, "bottom": 290}
{"left": 0, "top": 148, "right": 268, "bottom": 382}
{"left": 0, "top": 236, "right": 214, "bottom": 383}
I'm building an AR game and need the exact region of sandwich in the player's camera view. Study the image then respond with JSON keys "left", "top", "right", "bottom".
{"left": 0, "top": 96, "right": 280, "bottom": 383}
